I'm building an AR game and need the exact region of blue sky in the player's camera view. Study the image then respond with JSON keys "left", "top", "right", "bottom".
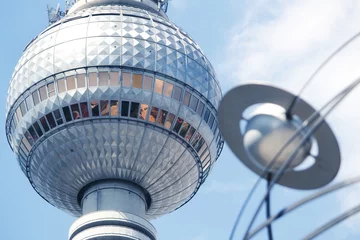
{"left": 2, "top": 0, "right": 360, "bottom": 239}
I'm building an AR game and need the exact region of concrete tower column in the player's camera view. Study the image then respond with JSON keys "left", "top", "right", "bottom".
{"left": 68, "top": 181, "right": 157, "bottom": 240}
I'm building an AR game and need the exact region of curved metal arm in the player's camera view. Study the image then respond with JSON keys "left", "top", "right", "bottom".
{"left": 247, "top": 176, "right": 360, "bottom": 239}
{"left": 243, "top": 77, "right": 360, "bottom": 240}
{"left": 302, "top": 204, "right": 360, "bottom": 240}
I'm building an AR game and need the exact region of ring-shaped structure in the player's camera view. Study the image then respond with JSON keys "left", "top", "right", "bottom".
{"left": 219, "top": 83, "right": 341, "bottom": 189}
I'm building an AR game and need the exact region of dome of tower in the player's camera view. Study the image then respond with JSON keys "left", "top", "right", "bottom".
{"left": 5, "top": 2, "right": 223, "bottom": 218}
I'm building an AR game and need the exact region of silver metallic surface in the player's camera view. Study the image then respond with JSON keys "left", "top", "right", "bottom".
{"left": 219, "top": 83, "right": 340, "bottom": 189}
{"left": 5, "top": 2, "right": 223, "bottom": 219}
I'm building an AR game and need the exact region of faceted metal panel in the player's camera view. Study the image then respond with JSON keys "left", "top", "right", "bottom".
{"left": 6, "top": 4, "right": 223, "bottom": 218}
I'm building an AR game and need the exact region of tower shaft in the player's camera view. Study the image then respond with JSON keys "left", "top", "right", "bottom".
{"left": 69, "top": 181, "right": 156, "bottom": 240}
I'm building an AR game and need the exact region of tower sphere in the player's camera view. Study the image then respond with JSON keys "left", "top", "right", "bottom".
{"left": 6, "top": 0, "right": 223, "bottom": 221}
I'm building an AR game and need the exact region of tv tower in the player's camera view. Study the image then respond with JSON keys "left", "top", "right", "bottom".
{"left": 5, "top": 0, "right": 223, "bottom": 239}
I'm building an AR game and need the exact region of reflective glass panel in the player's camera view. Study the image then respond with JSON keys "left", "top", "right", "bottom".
{"left": 20, "top": 102, "right": 27, "bottom": 116}
{"left": 46, "top": 113, "right": 57, "bottom": 129}
{"left": 198, "top": 143, "right": 207, "bottom": 156}
{"left": 121, "top": 101, "right": 130, "bottom": 116}
{"left": 143, "top": 76, "right": 152, "bottom": 91}
{"left": 32, "top": 91, "right": 40, "bottom": 106}
{"left": 33, "top": 122, "right": 43, "bottom": 137}
{"left": 39, "top": 86, "right": 47, "bottom": 101}
{"left": 91, "top": 101, "right": 99, "bottom": 117}
{"left": 53, "top": 109, "right": 64, "bottom": 125}
{"left": 179, "top": 122, "right": 190, "bottom": 137}
{"left": 67, "top": 76, "right": 76, "bottom": 90}
{"left": 110, "top": 100, "right": 118, "bottom": 116}
{"left": 22, "top": 137, "right": 31, "bottom": 152}
{"left": 196, "top": 101, "right": 205, "bottom": 116}
{"left": 25, "top": 96, "right": 33, "bottom": 109}
{"left": 163, "top": 82, "right": 174, "bottom": 97}
{"left": 172, "top": 86, "right": 182, "bottom": 101}
{"left": 71, "top": 104, "right": 81, "bottom": 120}
{"left": 185, "top": 126, "right": 196, "bottom": 142}
{"left": 183, "top": 91, "right": 191, "bottom": 106}
{"left": 89, "top": 73, "right": 97, "bottom": 86}
{"left": 157, "top": 109, "right": 168, "bottom": 126}
{"left": 149, "top": 107, "right": 159, "bottom": 122}
{"left": 165, "top": 113, "right": 175, "bottom": 129}
{"left": 77, "top": 74, "right": 86, "bottom": 88}
{"left": 100, "top": 100, "right": 109, "bottom": 116}
{"left": 62, "top": 106, "right": 72, "bottom": 122}
{"left": 133, "top": 74, "right": 142, "bottom": 89}
{"left": 40, "top": 116, "right": 50, "bottom": 132}
{"left": 57, "top": 79, "right": 66, "bottom": 93}
{"left": 154, "top": 79, "right": 163, "bottom": 94}
{"left": 189, "top": 96, "right": 199, "bottom": 112}
{"left": 16, "top": 108, "right": 22, "bottom": 121}
{"left": 208, "top": 114, "right": 215, "bottom": 127}
{"left": 195, "top": 137, "right": 205, "bottom": 152}
{"left": 122, "top": 73, "right": 131, "bottom": 87}
{"left": 203, "top": 108, "right": 210, "bottom": 122}
{"left": 173, "top": 117, "right": 183, "bottom": 133}
{"left": 110, "top": 72, "right": 119, "bottom": 86}
{"left": 99, "top": 72, "right": 108, "bottom": 86}
{"left": 191, "top": 132, "right": 201, "bottom": 147}
{"left": 130, "top": 102, "right": 140, "bottom": 118}
{"left": 80, "top": 102, "right": 89, "bottom": 118}
{"left": 24, "top": 131, "right": 34, "bottom": 145}
{"left": 47, "top": 83, "right": 55, "bottom": 97}
{"left": 139, "top": 104, "right": 148, "bottom": 120}
{"left": 28, "top": 126, "right": 38, "bottom": 142}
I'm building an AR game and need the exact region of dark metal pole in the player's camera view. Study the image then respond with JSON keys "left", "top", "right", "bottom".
{"left": 266, "top": 173, "right": 274, "bottom": 240}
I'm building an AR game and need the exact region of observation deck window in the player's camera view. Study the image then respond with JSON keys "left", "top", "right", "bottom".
{"left": 133, "top": 74, "right": 142, "bottom": 89}
{"left": 185, "top": 126, "right": 195, "bottom": 142}
{"left": 63, "top": 106, "right": 72, "bottom": 122}
{"left": 91, "top": 101, "right": 100, "bottom": 117}
{"left": 16, "top": 108, "right": 22, "bottom": 121}
{"left": 140, "top": 104, "right": 149, "bottom": 120}
{"left": 130, "top": 102, "right": 140, "bottom": 118}
{"left": 203, "top": 108, "right": 210, "bottom": 122}
{"left": 28, "top": 126, "right": 38, "bottom": 142}
{"left": 20, "top": 102, "right": 27, "bottom": 116}
{"left": 149, "top": 107, "right": 159, "bottom": 122}
{"left": 57, "top": 79, "right": 66, "bottom": 93}
{"left": 173, "top": 117, "right": 183, "bottom": 133}
{"left": 47, "top": 83, "right": 56, "bottom": 97}
{"left": 33, "top": 122, "right": 43, "bottom": 137}
{"left": 208, "top": 114, "right": 215, "bottom": 129}
{"left": 80, "top": 102, "right": 89, "bottom": 118}
{"left": 143, "top": 76, "right": 153, "bottom": 91}
{"left": 157, "top": 109, "right": 168, "bottom": 126}
{"left": 163, "top": 82, "right": 173, "bottom": 97}
{"left": 53, "top": 109, "right": 64, "bottom": 125}
{"left": 183, "top": 91, "right": 191, "bottom": 106}
{"left": 179, "top": 121, "right": 190, "bottom": 137}
{"left": 196, "top": 101, "right": 204, "bottom": 116}
{"left": 165, "top": 113, "right": 175, "bottom": 129}
{"left": 46, "top": 113, "right": 57, "bottom": 129}
{"left": 122, "top": 72, "right": 131, "bottom": 87}
{"left": 77, "top": 74, "right": 86, "bottom": 88}
{"left": 39, "top": 86, "right": 47, "bottom": 101}
{"left": 66, "top": 76, "right": 76, "bottom": 90}
{"left": 100, "top": 100, "right": 109, "bottom": 116}
{"left": 32, "top": 90, "right": 40, "bottom": 106}
{"left": 89, "top": 73, "right": 97, "bottom": 86}
{"left": 25, "top": 95, "right": 33, "bottom": 109}
{"left": 172, "top": 85, "right": 182, "bottom": 101}
{"left": 40, "top": 116, "right": 50, "bottom": 132}
{"left": 110, "top": 101, "right": 118, "bottom": 116}
{"left": 189, "top": 95, "right": 198, "bottom": 112}
{"left": 121, "top": 101, "right": 130, "bottom": 116}
{"left": 155, "top": 79, "right": 164, "bottom": 94}
{"left": 71, "top": 104, "right": 81, "bottom": 120}
{"left": 110, "top": 72, "right": 119, "bottom": 86}
{"left": 99, "top": 72, "right": 108, "bottom": 86}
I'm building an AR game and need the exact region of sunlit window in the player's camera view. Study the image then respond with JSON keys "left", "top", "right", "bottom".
{"left": 47, "top": 83, "right": 55, "bottom": 97}
{"left": 163, "top": 82, "right": 174, "bottom": 97}
{"left": 91, "top": 100, "right": 99, "bottom": 117}
{"left": 133, "top": 74, "right": 142, "bottom": 89}
{"left": 183, "top": 91, "right": 191, "bottom": 106}
{"left": 46, "top": 112, "right": 57, "bottom": 128}
{"left": 154, "top": 79, "right": 164, "bottom": 94}
{"left": 149, "top": 107, "right": 159, "bottom": 122}
{"left": 99, "top": 100, "right": 109, "bottom": 116}
{"left": 110, "top": 100, "right": 118, "bottom": 116}
{"left": 189, "top": 95, "right": 198, "bottom": 112}
{"left": 89, "top": 73, "right": 97, "bottom": 87}
{"left": 143, "top": 76, "right": 153, "bottom": 91}
{"left": 77, "top": 74, "right": 86, "bottom": 88}
{"left": 80, "top": 102, "right": 89, "bottom": 118}
{"left": 140, "top": 104, "right": 148, "bottom": 120}
{"left": 173, "top": 117, "right": 183, "bottom": 133}
{"left": 67, "top": 76, "right": 76, "bottom": 90}
{"left": 157, "top": 109, "right": 168, "bottom": 126}
{"left": 165, "top": 113, "right": 175, "bottom": 129}
{"left": 172, "top": 86, "right": 182, "bottom": 101}
{"left": 39, "top": 86, "right": 47, "bottom": 101}
{"left": 99, "top": 72, "right": 108, "bottom": 86}
{"left": 122, "top": 72, "right": 131, "bottom": 87}
{"left": 121, "top": 101, "right": 130, "bottom": 116}
{"left": 110, "top": 72, "right": 119, "bottom": 86}
{"left": 57, "top": 79, "right": 66, "bottom": 93}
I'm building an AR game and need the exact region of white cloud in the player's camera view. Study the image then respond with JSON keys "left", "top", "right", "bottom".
{"left": 221, "top": 0, "right": 360, "bottom": 234}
